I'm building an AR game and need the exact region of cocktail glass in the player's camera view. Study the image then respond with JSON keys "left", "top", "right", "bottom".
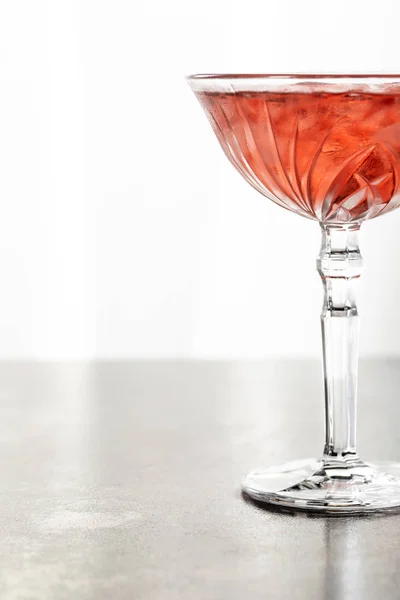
{"left": 187, "top": 74, "right": 400, "bottom": 514}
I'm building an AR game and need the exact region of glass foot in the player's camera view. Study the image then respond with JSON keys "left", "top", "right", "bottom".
{"left": 242, "top": 458, "right": 400, "bottom": 514}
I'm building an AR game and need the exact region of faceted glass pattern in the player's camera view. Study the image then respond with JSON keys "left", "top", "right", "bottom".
{"left": 195, "top": 78, "right": 400, "bottom": 223}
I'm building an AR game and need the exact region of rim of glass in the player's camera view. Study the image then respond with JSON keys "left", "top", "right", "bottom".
{"left": 186, "top": 73, "right": 400, "bottom": 93}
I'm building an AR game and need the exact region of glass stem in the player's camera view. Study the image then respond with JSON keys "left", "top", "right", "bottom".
{"left": 317, "top": 223, "right": 363, "bottom": 460}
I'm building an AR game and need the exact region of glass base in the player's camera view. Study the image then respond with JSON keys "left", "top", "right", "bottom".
{"left": 242, "top": 457, "right": 400, "bottom": 514}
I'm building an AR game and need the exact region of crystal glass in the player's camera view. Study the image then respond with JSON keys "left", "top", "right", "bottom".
{"left": 187, "top": 74, "right": 400, "bottom": 514}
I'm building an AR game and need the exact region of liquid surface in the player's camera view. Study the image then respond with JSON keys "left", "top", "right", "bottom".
{"left": 197, "top": 91, "right": 400, "bottom": 222}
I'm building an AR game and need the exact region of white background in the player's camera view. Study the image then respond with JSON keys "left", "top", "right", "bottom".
{"left": 1, "top": 0, "right": 400, "bottom": 358}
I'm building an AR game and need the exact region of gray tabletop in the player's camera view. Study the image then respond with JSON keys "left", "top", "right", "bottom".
{"left": 1, "top": 360, "right": 400, "bottom": 599}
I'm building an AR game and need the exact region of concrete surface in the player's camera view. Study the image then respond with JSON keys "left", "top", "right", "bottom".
{"left": 0, "top": 360, "right": 400, "bottom": 599}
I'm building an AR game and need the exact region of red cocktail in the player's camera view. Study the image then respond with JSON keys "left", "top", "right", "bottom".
{"left": 188, "top": 75, "right": 400, "bottom": 514}
{"left": 197, "top": 88, "right": 400, "bottom": 222}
